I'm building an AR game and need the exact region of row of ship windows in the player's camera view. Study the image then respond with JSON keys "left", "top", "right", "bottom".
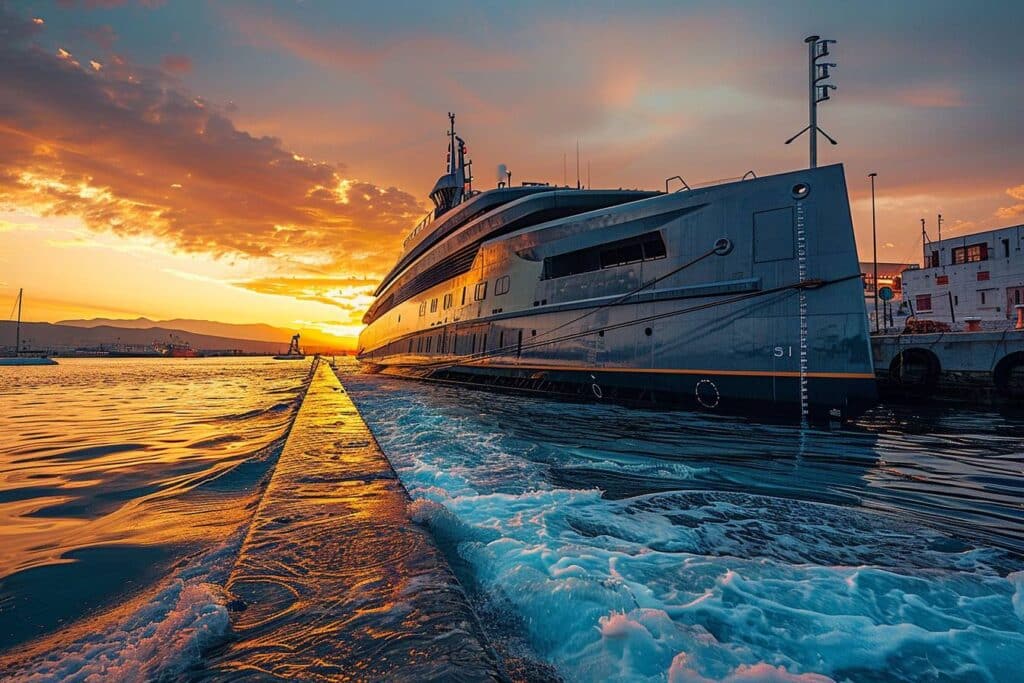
{"left": 405, "top": 327, "right": 523, "bottom": 357}
{"left": 418, "top": 275, "right": 511, "bottom": 316}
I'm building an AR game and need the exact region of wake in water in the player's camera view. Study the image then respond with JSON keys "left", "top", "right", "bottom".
{"left": 344, "top": 372, "right": 1024, "bottom": 682}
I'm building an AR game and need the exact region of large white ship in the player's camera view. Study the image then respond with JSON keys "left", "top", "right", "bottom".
{"left": 358, "top": 115, "right": 875, "bottom": 420}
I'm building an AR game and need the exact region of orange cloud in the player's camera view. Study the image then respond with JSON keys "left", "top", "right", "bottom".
{"left": 995, "top": 184, "right": 1024, "bottom": 219}
{"left": 0, "top": 9, "right": 423, "bottom": 293}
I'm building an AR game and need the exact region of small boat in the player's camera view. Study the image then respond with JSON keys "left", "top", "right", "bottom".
{"left": 274, "top": 333, "right": 306, "bottom": 360}
{"left": 0, "top": 289, "right": 57, "bottom": 366}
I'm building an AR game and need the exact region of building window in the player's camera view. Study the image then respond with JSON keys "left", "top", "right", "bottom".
{"left": 443, "top": 293, "right": 453, "bottom": 309}
{"left": 952, "top": 243, "right": 988, "bottom": 264}
{"left": 495, "top": 275, "right": 510, "bottom": 296}
{"left": 474, "top": 281, "right": 487, "bottom": 301}
{"left": 461, "top": 286, "right": 467, "bottom": 305}
{"left": 936, "top": 275, "right": 948, "bottom": 285}
{"left": 430, "top": 298, "right": 438, "bottom": 313}
{"left": 915, "top": 294, "right": 932, "bottom": 312}
{"left": 977, "top": 271, "right": 990, "bottom": 281}
{"left": 419, "top": 301, "right": 426, "bottom": 316}
{"left": 1004, "top": 239, "right": 1011, "bottom": 258}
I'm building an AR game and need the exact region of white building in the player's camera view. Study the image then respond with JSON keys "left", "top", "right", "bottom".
{"left": 901, "top": 223, "right": 1024, "bottom": 326}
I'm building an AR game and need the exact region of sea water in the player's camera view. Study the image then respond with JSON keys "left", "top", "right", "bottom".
{"left": 0, "top": 358, "right": 307, "bottom": 678}
{"left": 341, "top": 370, "right": 1024, "bottom": 683}
{"left": 1, "top": 358, "right": 1022, "bottom": 682}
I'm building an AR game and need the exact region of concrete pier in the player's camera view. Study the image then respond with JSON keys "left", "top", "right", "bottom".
{"left": 871, "top": 329, "right": 1024, "bottom": 402}
{"left": 205, "top": 359, "right": 503, "bottom": 681}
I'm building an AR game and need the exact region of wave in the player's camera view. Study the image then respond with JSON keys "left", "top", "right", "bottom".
{"left": 2, "top": 533, "right": 242, "bottom": 682}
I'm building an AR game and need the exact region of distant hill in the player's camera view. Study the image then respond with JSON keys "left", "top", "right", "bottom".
{"left": 57, "top": 317, "right": 348, "bottom": 348}
{"left": 1, "top": 321, "right": 350, "bottom": 354}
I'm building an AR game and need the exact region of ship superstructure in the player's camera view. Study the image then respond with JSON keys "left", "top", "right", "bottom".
{"left": 358, "top": 115, "right": 876, "bottom": 420}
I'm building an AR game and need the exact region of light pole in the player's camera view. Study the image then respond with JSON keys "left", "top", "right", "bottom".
{"left": 869, "top": 172, "right": 879, "bottom": 333}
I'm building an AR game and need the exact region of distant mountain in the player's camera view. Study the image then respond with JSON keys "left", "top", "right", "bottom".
{"left": 57, "top": 317, "right": 346, "bottom": 348}
{"left": 3, "top": 321, "right": 352, "bottom": 354}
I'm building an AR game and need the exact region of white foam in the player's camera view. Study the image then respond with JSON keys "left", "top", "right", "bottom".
{"left": 348, "top": 380, "right": 1024, "bottom": 683}
{"left": 10, "top": 537, "right": 239, "bottom": 682}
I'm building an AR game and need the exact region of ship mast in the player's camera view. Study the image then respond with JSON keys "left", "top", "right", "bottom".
{"left": 429, "top": 113, "right": 472, "bottom": 219}
{"left": 15, "top": 288, "right": 22, "bottom": 356}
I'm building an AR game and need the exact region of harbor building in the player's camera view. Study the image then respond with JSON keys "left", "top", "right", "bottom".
{"left": 901, "top": 224, "right": 1024, "bottom": 327}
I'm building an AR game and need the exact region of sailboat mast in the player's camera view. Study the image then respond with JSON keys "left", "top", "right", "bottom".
{"left": 15, "top": 288, "right": 22, "bottom": 355}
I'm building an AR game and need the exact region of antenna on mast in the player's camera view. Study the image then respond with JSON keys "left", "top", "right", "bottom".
{"left": 785, "top": 35, "right": 838, "bottom": 168}
{"left": 575, "top": 139, "right": 581, "bottom": 189}
{"left": 937, "top": 213, "right": 943, "bottom": 244}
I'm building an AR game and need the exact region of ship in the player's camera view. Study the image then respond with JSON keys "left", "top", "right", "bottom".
{"left": 162, "top": 336, "right": 199, "bottom": 358}
{"left": 0, "top": 289, "right": 57, "bottom": 366}
{"left": 357, "top": 114, "right": 876, "bottom": 420}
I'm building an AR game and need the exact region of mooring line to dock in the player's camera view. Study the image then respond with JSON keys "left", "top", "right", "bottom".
{"left": 204, "top": 358, "right": 505, "bottom": 681}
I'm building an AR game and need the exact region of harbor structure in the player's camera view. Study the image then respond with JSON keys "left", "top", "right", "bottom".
{"left": 901, "top": 223, "right": 1024, "bottom": 327}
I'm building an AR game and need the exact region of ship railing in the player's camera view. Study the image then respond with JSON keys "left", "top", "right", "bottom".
{"left": 665, "top": 170, "right": 757, "bottom": 194}
{"left": 401, "top": 210, "right": 435, "bottom": 251}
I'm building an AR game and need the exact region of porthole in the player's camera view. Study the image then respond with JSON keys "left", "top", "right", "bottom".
{"left": 792, "top": 183, "right": 810, "bottom": 200}
{"left": 644, "top": 327, "right": 653, "bottom": 336}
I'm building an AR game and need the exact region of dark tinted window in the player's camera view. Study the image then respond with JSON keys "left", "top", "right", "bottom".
{"left": 543, "top": 231, "right": 666, "bottom": 280}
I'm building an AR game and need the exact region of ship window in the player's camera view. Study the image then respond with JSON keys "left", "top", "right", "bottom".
{"left": 915, "top": 294, "right": 932, "bottom": 312}
{"left": 495, "top": 275, "right": 510, "bottom": 296}
{"left": 499, "top": 331, "right": 504, "bottom": 348}
{"left": 443, "top": 293, "right": 453, "bottom": 309}
{"left": 409, "top": 339, "right": 414, "bottom": 353}
{"left": 461, "top": 286, "right": 467, "bottom": 305}
{"left": 419, "top": 301, "right": 426, "bottom": 316}
{"left": 417, "top": 336, "right": 423, "bottom": 352}
{"left": 954, "top": 295, "right": 958, "bottom": 305}
{"left": 474, "top": 281, "right": 488, "bottom": 301}
{"left": 430, "top": 298, "right": 438, "bottom": 313}
{"left": 981, "top": 291, "right": 986, "bottom": 305}
{"left": 517, "top": 329, "right": 523, "bottom": 357}
{"left": 1003, "top": 239, "right": 1011, "bottom": 258}
{"left": 952, "top": 243, "right": 988, "bottom": 264}
{"left": 542, "top": 231, "right": 666, "bottom": 280}
{"left": 426, "top": 336, "right": 432, "bottom": 353}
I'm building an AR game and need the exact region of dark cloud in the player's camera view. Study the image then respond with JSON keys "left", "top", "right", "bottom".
{"left": 160, "top": 53, "right": 191, "bottom": 74}
{"left": 80, "top": 24, "right": 117, "bottom": 51}
{"left": 0, "top": 8, "right": 422, "bottom": 288}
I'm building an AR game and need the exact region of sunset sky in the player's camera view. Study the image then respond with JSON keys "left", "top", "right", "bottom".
{"left": 2, "top": 1, "right": 1022, "bottom": 347}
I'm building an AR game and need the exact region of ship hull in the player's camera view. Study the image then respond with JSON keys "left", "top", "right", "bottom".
{"left": 359, "top": 165, "right": 877, "bottom": 421}
{"left": 375, "top": 362, "right": 876, "bottom": 420}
